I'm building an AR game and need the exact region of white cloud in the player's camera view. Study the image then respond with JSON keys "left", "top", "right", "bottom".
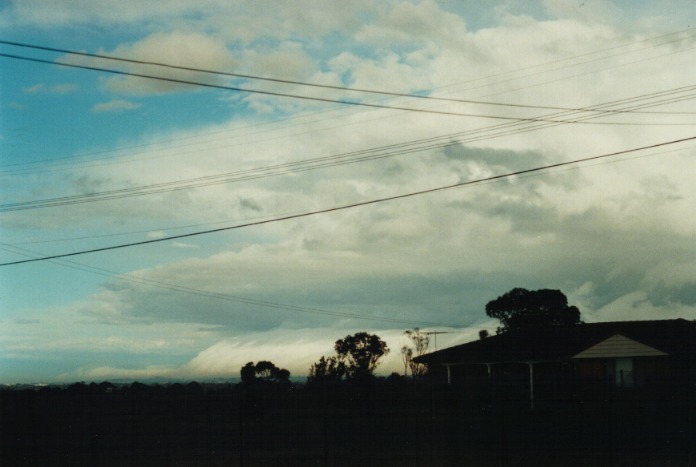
{"left": 92, "top": 99, "right": 142, "bottom": 112}
{"left": 171, "top": 241, "right": 199, "bottom": 249}
{"left": 356, "top": 0, "right": 468, "bottom": 48}
{"left": 184, "top": 326, "right": 484, "bottom": 378}
{"left": 0, "top": 308, "right": 213, "bottom": 354}
{"left": 147, "top": 230, "right": 168, "bottom": 239}
{"left": 15, "top": 103, "right": 696, "bottom": 334}
{"left": 4, "top": 1, "right": 696, "bottom": 384}
{"left": 542, "top": 0, "right": 616, "bottom": 24}
{"left": 73, "top": 32, "right": 237, "bottom": 96}
{"left": 1, "top": 0, "right": 218, "bottom": 27}
{"left": 51, "top": 84, "right": 79, "bottom": 94}
{"left": 22, "top": 83, "right": 78, "bottom": 94}
{"left": 23, "top": 83, "right": 45, "bottom": 94}
{"left": 55, "top": 325, "right": 486, "bottom": 382}
{"left": 592, "top": 290, "right": 696, "bottom": 322}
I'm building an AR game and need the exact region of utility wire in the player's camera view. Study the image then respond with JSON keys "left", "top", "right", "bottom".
{"left": 3, "top": 82, "right": 696, "bottom": 211}
{"left": 2, "top": 37, "right": 695, "bottom": 116}
{"left": 448, "top": 87, "right": 696, "bottom": 147}
{"left": 5, "top": 82, "right": 696, "bottom": 178}
{"left": 4, "top": 40, "right": 694, "bottom": 178}
{"left": 0, "top": 243, "right": 451, "bottom": 327}
{"left": 2, "top": 135, "right": 693, "bottom": 267}
{"left": 3, "top": 51, "right": 695, "bottom": 126}
{"left": 6, "top": 144, "right": 691, "bottom": 247}
{"left": 426, "top": 28, "right": 696, "bottom": 95}
{"left": 3, "top": 29, "right": 695, "bottom": 175}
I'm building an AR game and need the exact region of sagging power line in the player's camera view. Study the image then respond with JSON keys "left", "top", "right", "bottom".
{"left": 2, "top": 50, "right": 695, "bottom": 127}
{"left": 3, "top": 79, "right": 696, "bottom": 211}
{"left": 0, "top": 243, "right": 453, "bottom": 327}
{"left": 3, "top": 37, "right": 696, "bottom": 116}
{"left": 2, "top": 134, "right": 693, "bottom": 267}
{"left": 3, "top": 29, "right": 695, "bottom": 178}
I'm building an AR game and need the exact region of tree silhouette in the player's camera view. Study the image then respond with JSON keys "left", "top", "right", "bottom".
{"left": 309, "top": 332, "right": 389, "bottom": 383}
{"left": 307, "top": 355, "right": 346, "bottom": 384}
{"left": 403, "top": 328, "right": 429, "bottom": 377}
{"left": 334, "top": 332, "right": 389, "bottom": 380}
{"left": 255, "top": 361, "right": 278, "bottom": 379}
{"left": 240, "top": 362, "right": 257, "bottom": 383}
{"left": 240, "top": 361, "right": 291, "bottom": 384}
{"left": 486, "top": 288, "right": 581, "bottom": 334}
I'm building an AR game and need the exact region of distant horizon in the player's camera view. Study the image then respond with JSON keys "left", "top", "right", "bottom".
{"left": 5, "top": 316, "right": 694, "bottom": 386}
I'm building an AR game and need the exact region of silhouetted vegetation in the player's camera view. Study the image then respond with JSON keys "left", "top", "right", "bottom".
{"left": 1, "top": 377, "right": 694, "bottom": 466}
{"left": 309, "top": 332, "right": 389, "bottom": 383}
{"left": 401, "top": 328, "right": 429, "bottom": 377}
{"left": 486, "top": 287, "right": 582, "bottom": 334}
{"left": 308, "top": 355, "right": 346, "bottom": 384}
{"left": 240, "top": 360, "right": 291, "bottom": 388}
{"left": 4, "top": 323, "right": 694, "bottom": 465}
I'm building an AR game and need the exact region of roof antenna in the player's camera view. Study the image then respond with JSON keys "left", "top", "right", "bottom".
{"left": 423, "top": 331, "right": 449, "bottom": 351}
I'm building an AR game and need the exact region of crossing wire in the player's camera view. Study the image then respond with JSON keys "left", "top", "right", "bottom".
{"left": 3, "top": 51, "right": 695, "bottom": 128}
{"left": 2, "top": 35, "right": 696, "bottom": 116}
{"left": 2, "top": 80, "right": 696, "bottom": 211}
{"left": 2, "top": 134, "right": 693, "bottom": 267}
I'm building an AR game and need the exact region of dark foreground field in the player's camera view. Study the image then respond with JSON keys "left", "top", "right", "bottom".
{"left": 2, "top": 380, "right": 694, "bottom": 466}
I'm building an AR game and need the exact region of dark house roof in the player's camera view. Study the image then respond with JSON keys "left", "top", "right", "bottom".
{"left": 415, "top": 319, "right": 696, "bottom": 366}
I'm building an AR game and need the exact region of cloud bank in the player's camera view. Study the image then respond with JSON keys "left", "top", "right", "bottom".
{"left": 1, "top": 1, "right": 695, "bottom": 383}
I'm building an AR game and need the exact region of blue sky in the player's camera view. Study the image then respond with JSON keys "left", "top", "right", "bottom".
{"left": 1, "top": 0, "right": 696, "bottom": 383}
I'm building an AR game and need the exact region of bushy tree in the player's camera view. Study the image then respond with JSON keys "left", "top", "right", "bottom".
{"left": 334, "top": 332, "right": 390, "bottom": 380}
{"left": 486, "top": 288, "right": 582, "bottom": 334}
{"left": 308, "top": 332, "right": 389, "bottom": 383}
{"left": 307, "top": 356, "right": 345, "bottom": 384}
{"left": 240, "top": 362, "right": 257, "bottom": 383}
{"left": 240, "top": 361, "right": 291, "bottom": 385}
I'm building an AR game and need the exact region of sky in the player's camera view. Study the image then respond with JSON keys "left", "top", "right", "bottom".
{"left": 1, "top": 0, "right": 695, "bottom": 384}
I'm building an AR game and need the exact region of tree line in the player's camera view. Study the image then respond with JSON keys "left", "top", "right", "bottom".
{"left": 241, "top": 287, "right": 582, "bottom": 386}
{"left": 12, "top": 289, "right": 691, "bottom": 466}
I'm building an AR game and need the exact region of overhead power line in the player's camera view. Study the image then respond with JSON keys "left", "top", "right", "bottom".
{"left": 0, "top": 52, "right": 560, "bottom": 123}
{"left": 6, "top": 144, "right": 690, "bottom": 247}
{"left": 0, "top": 243, "right": 452, "bottom": 327}
{"left": 3, "top": 81, "right": 695, "bottom": 179}
{"left": 5, "top": 142, "right": 690, "bottom": 247}
{"left": 438, "top": 28, "right": 696, "bottom": 92}
{"left": 2, "top": 134, "right": 693, "bottom": 267}
{"left": 2, "top": 30, "right": 695, "bottom": 176}
{"left": 2, "top": 51, "right": 694, "bottom": 126}
{"left": 2, "top": 81, "right": 695, "bottom": 211}
{"left": 3, "top": 38, "right": 695, "bottom": 116}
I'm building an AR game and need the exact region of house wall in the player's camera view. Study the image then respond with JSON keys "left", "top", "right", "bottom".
{"left": 436, "top": 356, "right": 695, "bottom": 410}
{"left": 447, "top": 362, "right": 573, "bottom": 408}
{"left": 449, "top": 364, "right": 491, "bottom": 405}
{"left": 491, "top": 363, "right": 530, "bottom": 407}
{"left": 574, "top": 356, "right": 670, "bottom": 387}
{"left": 571, "top": 356, "right": 696, "bottom": 403}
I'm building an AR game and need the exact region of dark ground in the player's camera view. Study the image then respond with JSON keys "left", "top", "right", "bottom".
{"left": 1, "top": 380, "right": 694, "bottom": 466}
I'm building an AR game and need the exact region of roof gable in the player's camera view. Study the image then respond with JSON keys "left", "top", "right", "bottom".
{"left": 572, "top": 334, "right": 668, "bottom": 359}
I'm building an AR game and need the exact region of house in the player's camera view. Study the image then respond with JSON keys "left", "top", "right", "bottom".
{"left": 415, "top": 319, "right": 696, "bottom": 408}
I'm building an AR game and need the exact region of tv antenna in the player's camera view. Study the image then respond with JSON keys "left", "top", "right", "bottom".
{"left": 422, "top": 331, "right": 449, "bottom": 351}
